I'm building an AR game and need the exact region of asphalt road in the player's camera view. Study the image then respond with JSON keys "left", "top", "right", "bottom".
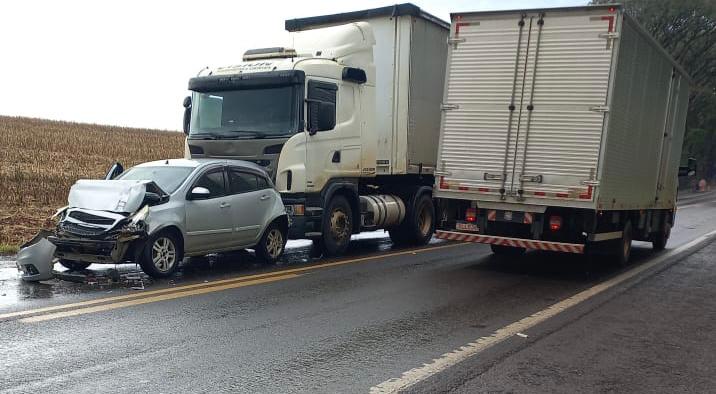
{"left": 1, "top": 192, "right": 716, "bottom": 393}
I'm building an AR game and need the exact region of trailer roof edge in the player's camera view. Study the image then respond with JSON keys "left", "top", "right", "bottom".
{"left": 285, "top": 3, "right": 450, "bottom": 32}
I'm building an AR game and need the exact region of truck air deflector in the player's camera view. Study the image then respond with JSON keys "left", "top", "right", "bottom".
{"left": 188, "top": 70, "right": 306, "bottom": 92}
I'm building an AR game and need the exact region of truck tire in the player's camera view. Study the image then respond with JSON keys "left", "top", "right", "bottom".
{"left": 613, "top": 221, "right": 633, "bottom": 266}
{"left": 255, "top": 221, "right": 287, "bottom": 264}
{"left": 139, "top": 230, "right": 183, "bottom": 278}
{"left": 490, "top": 244, "right": 526, "bottom": 256}
{"left": 321, "top": 195, "right": 353, "bottom": 256}
{"left": 651, "top": 220, "right": 671, "bottom": 251}
{"left": 389, "top": 193, "right": 435, "bottom": 246}
{"left": 59, "top": 259, "right": 91, "bottom": 271}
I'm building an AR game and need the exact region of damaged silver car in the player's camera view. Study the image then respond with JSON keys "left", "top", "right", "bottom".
{"left": 49, "top": 159, "right": 289, "bottom": 278}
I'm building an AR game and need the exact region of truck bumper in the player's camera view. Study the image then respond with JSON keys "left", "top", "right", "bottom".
{"left": 436, "top": 230, "right": 585, "bottom": 254}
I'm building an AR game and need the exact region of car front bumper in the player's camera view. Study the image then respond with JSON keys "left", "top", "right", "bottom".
{"left": 49, "top": 232, "right": 145, "bottom": 264}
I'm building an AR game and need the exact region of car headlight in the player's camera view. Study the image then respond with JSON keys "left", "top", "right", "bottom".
{"left": 122, "top": 205, "right": 150, "bottom": 233}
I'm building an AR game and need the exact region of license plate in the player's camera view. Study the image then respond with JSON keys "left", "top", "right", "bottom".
{"left": 456, "top": 222, "right": 479, "bottom": 232}
{"left": 504, "top": 211, "right": 513, "bottom": 221}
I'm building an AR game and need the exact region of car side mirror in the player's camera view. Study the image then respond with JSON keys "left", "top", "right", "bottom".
{"left": 189, "top": 186, "right": 211, "bottom": 200}
{"left": 105, "top": 162, "right": 124, "bottom": 180}
{"left": 183, "top": 96, "right": 192, "bottom": 135}
{"left": 143, "top": 192, "right": 163, "bottom": 205}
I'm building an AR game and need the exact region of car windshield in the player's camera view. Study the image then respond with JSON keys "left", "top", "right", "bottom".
{"left": 116, "top": 166, "right": 194, "bottom": 194}
{"left": 189, "top": 86, "right": 300, "bottom": 139}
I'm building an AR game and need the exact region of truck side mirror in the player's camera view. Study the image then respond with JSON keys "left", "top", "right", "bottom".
{"left": 183, "top": 96, "right": 192, "bottom": 135}
{"left": 105, "top": 162, "right": 124, "bottom": 180}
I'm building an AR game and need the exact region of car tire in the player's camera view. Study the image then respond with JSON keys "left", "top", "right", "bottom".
{"left": 490, "top": 244, "right": 526, "bottom": 256}
{"left": 321, "top": 195, "right": 353, "bottom": 257}
{"left": 390, "top": 193, "right": 435, "bottom": 246}
{"left": 59, "top": 259, "right": 91, "bottom": 271}
{"left": 139, "top": 230, "right": 183, "bottom": 278}
{"left": 256, "top": 221, "right": 287, "bottom": 264}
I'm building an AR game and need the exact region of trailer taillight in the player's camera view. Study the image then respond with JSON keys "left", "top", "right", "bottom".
{"left": 549, "top": 216, "right": 562, "bottom": 231}
{"left": 465, "top": 208, "right": 477, "bottom": 222}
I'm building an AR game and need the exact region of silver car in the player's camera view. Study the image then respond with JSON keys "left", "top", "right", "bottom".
{"left": 49, "top": 159, "right": 288, "bottom": 278}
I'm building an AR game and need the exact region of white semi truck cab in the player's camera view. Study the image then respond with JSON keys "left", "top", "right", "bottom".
{"left": 183, "top": 4, "right": 449, "bottom": 255}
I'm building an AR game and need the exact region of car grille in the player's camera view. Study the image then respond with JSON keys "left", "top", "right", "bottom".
{"left": 59, "top": 221, "right": 109, "bottom": 237}
{"left": 68, "top": 211, "right": 116, "bottom": 225}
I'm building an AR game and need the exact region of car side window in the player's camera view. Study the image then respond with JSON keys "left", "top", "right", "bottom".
{"left": 257, "top": 175, "right": 271, "bottom": 190}
{"left": 193, "top": 168, "right": 226, "bottom": 198}
{"left": 228, "top": 168, "right": 258, "bottom": 194}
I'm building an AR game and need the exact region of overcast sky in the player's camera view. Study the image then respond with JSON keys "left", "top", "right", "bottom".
{"left": 0, "top": 0, "right": 585, "bottom": 131}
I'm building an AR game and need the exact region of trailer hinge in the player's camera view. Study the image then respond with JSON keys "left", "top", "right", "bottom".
{"left": 589, "top": 105, "right": 610, "bottom": 113}
{"left": 441, "top": 103, "right": 460, "bottom": 111}
{"left": 582, "top": 180, "right": 600, "bottom": 187}
{"left": 434, "top": 170, "right": 452, "bottom": 176}
{"left": 447, "top": 37, "right": 466, "bottom": 48}
{"left": 598, "top": 32, "right": 620, "bottom": 40}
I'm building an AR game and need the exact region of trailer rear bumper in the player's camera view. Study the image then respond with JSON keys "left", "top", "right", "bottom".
{"left": 435, "top": 230, "right": 585, "bottom": 254}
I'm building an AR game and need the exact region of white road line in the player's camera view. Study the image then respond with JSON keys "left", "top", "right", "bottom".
{"left": 370, "top": 229, "right": 716, "bottom": 393}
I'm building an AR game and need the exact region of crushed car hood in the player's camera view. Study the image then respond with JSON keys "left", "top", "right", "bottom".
{"left": 68, "top": 180, "right": 154, "bottom": 213}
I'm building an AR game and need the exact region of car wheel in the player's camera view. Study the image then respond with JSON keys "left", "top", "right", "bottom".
{"left": 256, "top": 221, "right": 287, "bottom": 264}
{"left": 139, "top": 231, "right": 183, "bottom": 278}
{"left": 490, "top": 244, "right": 526, "bottom": 256}
{"left": 321, "top": 195, "right": 353, "bottom": 256}
{"left": 59, "top": 259, "right": 91, "bottom": 271}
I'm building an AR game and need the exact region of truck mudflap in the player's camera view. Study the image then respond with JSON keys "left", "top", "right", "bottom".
{"left": 435, "top": 230, "right": 585, "bottom": 254}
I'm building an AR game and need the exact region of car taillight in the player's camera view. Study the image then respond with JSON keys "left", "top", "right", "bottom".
{"left": 549, "top": 216, "right": 562, "bottom": 231}
{"left": 465, "top": 208, "right": 477, "bottom": 223}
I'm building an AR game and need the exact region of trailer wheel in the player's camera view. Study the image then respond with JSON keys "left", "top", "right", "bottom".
{"left": 321, "top": 195, "right": 352, "bottom": 256}
{"left": 389, "top": 193, "right": 435, "bottom": 246}
{"left": 59, "top": 259, "right": 91, "bottom": 271}
{"left": 613, "top": 221, "right": 633, "bottom": 265}
{"left": 490, "top": 244, "right": 526, "bottom": 256}
{"left": 651, "top": 221, "right": 671, "bottom": 251}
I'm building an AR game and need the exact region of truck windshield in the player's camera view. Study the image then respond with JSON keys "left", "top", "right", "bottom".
{"left": 189, "top": 86, "right": 300, "bottom": 139}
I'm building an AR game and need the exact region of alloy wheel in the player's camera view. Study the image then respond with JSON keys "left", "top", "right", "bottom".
{"left": 152, "top": 237, "right": 177, "bottom": 273}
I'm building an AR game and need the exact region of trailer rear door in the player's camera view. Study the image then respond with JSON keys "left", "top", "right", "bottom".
{"left": 438, "top": 8, "right": 618, "bottom": 203}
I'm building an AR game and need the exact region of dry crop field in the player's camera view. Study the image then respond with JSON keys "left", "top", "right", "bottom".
{"left": 0, "top": 116, "right": 184, "bottom": 250}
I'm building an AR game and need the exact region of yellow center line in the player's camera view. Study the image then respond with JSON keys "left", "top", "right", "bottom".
{"left": 21, "top": 273, "right": 301, "bottom": 323}
{"left": 2, "top": 242, "right": 467, "bottom": 322}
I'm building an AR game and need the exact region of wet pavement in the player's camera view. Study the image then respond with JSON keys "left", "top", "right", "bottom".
{"left": 1, "top": 195, "right": 715, "bottom": 393}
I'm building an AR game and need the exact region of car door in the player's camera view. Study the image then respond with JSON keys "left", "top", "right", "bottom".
{"left": 184, "top": 167, "right": 235, "bottom": 252}
{"left": 226, "top": 167, "right": 267, "bottom": 246}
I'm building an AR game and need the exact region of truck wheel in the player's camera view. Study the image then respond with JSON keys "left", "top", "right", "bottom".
{"left": 490, "top": 244, "right": 526, "bottom": 256}
{"left": 321, "top": 195, "right": 353, "bottom": 256}
{"left": 139, "top": 231, "right": 183, "bottom": 278}
{"left": 59, "top": 259, "right": 91, "bottom": 271}
{"left": 255, "top": 221, "right": 287, "bottom": 264}
{"left": 390, "top": 193, "right": 435, "bottom": 246}
{"left": 613, "top": 221, "right": 633, "bottom": 265}
{"left": 651, "top": 221, "right": 671, "bottom": 251}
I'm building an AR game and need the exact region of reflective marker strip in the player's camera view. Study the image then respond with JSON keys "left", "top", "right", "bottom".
{"left": 437, "top": 230, "right": 585, "bottom": 254}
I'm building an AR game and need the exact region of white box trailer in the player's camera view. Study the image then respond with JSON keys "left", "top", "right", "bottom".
{"left": 434, "top": 5, "right": 690, "bottom": 262}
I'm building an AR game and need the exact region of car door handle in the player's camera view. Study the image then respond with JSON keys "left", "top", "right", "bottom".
{"left": 220, "top": 202, "right": 231, "bottom": 208}
{"left": 260, "top": 195, "right": 270, "bottom": 201}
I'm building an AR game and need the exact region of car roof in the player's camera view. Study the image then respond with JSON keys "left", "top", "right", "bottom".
{"left": 134, "top": 158, "right": 267, "bottom": 173}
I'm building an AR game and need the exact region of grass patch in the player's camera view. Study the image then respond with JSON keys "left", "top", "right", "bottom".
{"left": 0, "top": 244, "right": 19, "bottom": 255}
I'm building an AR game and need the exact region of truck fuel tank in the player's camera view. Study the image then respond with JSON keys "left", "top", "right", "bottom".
{"left": 360, "top": 195, "right": 406, "bottom": 228}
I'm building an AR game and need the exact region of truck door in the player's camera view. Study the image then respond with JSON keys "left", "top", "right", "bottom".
{"left": 439, "top": 10, "right": 616, "bottom": 201}
{"left": 304, "top": 79, "right": 362, "bottom": 193}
